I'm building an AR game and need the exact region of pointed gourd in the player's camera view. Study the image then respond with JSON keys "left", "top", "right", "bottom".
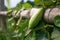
{"left": 29, "top": 7, "right": 45, "bottom": 28}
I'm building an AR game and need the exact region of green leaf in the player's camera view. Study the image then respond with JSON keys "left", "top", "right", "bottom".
{"left": 54, "top": 15, "right": 60, "bottom": 27}
{"left": 56, "top": 1, "right": 60, "bottom": 5}
{"left": 51, "top": 28, "right": 60, "bottom": 39}
{"left": 57, "top": 0, "right": 60, "bottom": 1}
{"left": 24, "top": 31, "right": 36, "bottom": 40}
{"left": 36, "top": 30, "right": 48, "bottom": 40}
{"left": 34, "top": 0, "right": 53, "bottom": 6}
{"left": 22, "top": 3, "right": 32, "bottom": 9}
{"left": 6, "top": 18, "right": 15, "bottom": 32}
{"left": 34, "top": 21, "right": 45, "bottom": 30}
{"left": 18, "top": 19, "right": 29, "bottom": 33}
{"left": 15, "top": 3, "right": 22, "bottom": 10}
{"left": 34, "top": 0, "right": 41, "bottom": 5}
{"left": 0, "top": 33, "right": 6, "bottom": 40}
{"left": 54, "top": 37, "right": 60, "bottom": 40}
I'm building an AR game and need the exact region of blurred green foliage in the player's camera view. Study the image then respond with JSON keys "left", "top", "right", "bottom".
{"left": 0, "top": 0, "right": 60, "bottom": 40}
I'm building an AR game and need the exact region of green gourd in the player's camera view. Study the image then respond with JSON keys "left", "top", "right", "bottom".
{"left": 28, "top": 7, "right": 45, "bottom": 28}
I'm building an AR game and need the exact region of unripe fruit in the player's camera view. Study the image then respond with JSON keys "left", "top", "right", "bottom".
{"left": 29, "top": 7, "right": 45, "bottom": 28}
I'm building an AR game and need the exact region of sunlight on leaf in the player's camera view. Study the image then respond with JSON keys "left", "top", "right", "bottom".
{"left": 22, "top": 3, "right": 32, "bottom": 9}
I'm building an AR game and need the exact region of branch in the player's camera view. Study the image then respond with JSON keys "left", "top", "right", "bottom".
{"left": 0, "top": 5, "right": 60, "bottom": 23}
{"left": 44, "top": 5, "right": 60, "bottom": 23}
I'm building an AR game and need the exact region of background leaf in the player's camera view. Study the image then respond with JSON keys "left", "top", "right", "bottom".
{"left": 54, "top": 15, "right": 60, "bottom": 27}
{"left": 22, "top": 3, "right": 32, "bottom": 9}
